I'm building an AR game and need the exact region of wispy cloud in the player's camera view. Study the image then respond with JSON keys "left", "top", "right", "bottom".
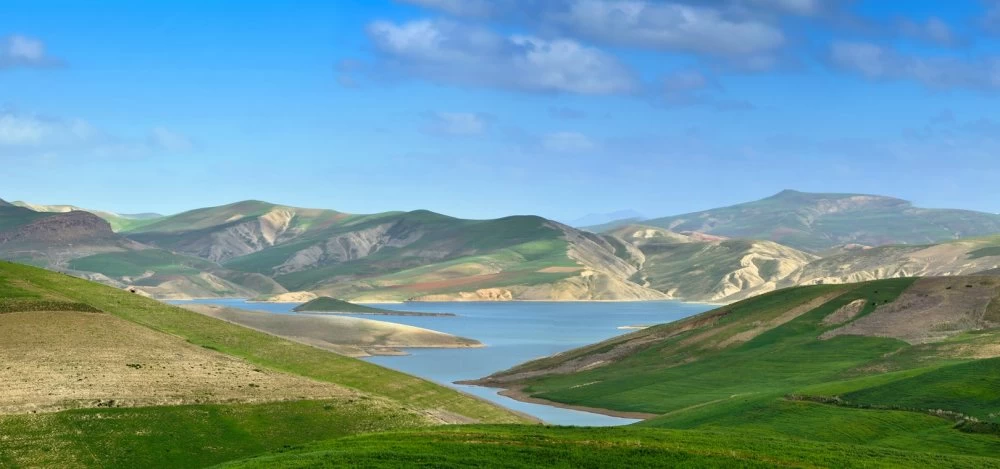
{"left": 541, "top": 131, "right": 597, "bottom": 153}
{"left": 829, "top": 41, "right": 1000, "bottom": 91}
{"left": 0, "top": 109, "right": 193, "bottom": 158}
{"left": 422, "top": 111, "right": 491, "bottom": 136}
{"left": 0, "top": 35, "right": 63, "bottom": 69}
{"left": 366, "top": 19, "right": 638, "bottom": 94}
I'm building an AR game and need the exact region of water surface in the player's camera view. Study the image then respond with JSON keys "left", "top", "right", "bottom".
{"left": 172, "top": 299, "right": 709, "bottom": 426}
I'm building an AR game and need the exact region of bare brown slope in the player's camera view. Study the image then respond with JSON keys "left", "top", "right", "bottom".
{"left": 821, "top": 277, "right": 1000, "bottom": 344}
{"left": 0, "top": 310, "right": 350, "bottom": 414}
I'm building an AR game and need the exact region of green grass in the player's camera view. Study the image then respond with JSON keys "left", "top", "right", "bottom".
{"left": 68, "top": 249, "right": 217, "bottom": 278}
{"left": 214, "top": 425, "right": 1000, "bottom": 469}
{"left": 970, "top": 246, "right": 1000, "bottom": 259}
{"left": 0, "top": 399, "right": 430, "bottom": 469}
{"left": 509, "top": 279, "right": 917, "bottom": 415}
{"left": 292, "top": 296, "right": 449, "bottom": 315}
{"left": 837, "top": 358, "right": 1000, "bottom": 423}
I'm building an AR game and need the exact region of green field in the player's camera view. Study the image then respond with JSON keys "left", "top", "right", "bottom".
{"left": 215, "top": 426, "right": 1000, "bottom": 469}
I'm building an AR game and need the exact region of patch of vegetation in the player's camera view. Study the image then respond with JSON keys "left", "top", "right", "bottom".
{"left": 215, "top": 425, "right": 1000, "bottom": 469}
{"left": 68, "top": 249, "right": 216, "bottom": 278}
{"left": 0, "top": 399, "right": 430, "bottom": 468}
{"left": 969, "top": 246, "right": 1000, "bottom": 259}
{"left": 292, "top": 297, "right": 451, "bottom": 316}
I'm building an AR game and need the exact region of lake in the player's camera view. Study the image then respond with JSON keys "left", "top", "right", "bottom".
{"left": 170, "top": 299, "right": 709, "bottom": 426}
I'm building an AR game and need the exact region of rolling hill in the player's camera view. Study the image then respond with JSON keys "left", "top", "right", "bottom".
{"left": 636, "top": 190, "right": 1000, "bottom": 252}
{"left": 12, "top": 200, "right": 163, "bottom": 232}
{"left": 0, "top": 260, "right": 528, "bottom": 467}
{"left": 472, "top": 276, "right": 1000, "bottom": 460}
{"left": 123, "top": 201, "right": 667, "bottom": 301}
{"left": 609, "top": 224, "right": 819, "bottom": 302}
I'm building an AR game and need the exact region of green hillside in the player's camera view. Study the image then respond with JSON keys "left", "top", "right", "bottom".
{"left": 292, "top": 296, "right": 453, "bottom": 316}
{"left": 476, "top": 276, "right": 1000, "bottom": 459}
{"left": 217, "top": 425, "right": 1000, "bottom": 468}
{"left": 0, "top": 204, "right": 54, "bottom": 232}
{"left": 639, "top": 190, "right": 1000, "bottom": 251}
{"left": 0, "top": 260, "right": 527, "bottom": 467}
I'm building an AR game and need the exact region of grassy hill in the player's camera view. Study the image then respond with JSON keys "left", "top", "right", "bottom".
{"left": 474, "top": 276, "right": 1000, "bottom": 459}
{"left": 0, "top": 260, "right": 528, "bottom": 467}
{"left": 292, "top": 296, "right": 453, "bottom": 316}
{"left": 637, "top": 190, "right": 1000, "bottom": 252}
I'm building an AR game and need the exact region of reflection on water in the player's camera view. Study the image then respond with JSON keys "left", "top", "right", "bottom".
{"left": 171, "top": 299, "right": 709, "bottom": 426}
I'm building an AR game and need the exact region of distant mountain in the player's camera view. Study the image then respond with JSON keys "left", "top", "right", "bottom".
{"left": 120, "top": 200, "right": 667, "bottom": 301}
{"left": 0, "top": 198, "right": 11, "bottom": 207}
{"left": 640, "top": 190, "right": 1000, "bottom": 252}
{"left": 0, "top": 203, "right": 283, "bottom": 299}
{"left": 12, "top": 201, "right": 164, "bottom": 232}
{"left": 5, "top": 192, "right": 1000, "bottom": 303}
{"left": 565, "top": 210, "right": 644, "bottom": 228}
{"left": 609, "top": 224, "right": 818, "bottom": 302}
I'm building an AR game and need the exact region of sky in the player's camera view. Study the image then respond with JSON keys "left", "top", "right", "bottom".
{"left": 2, "top": 0, "right": 999, "bottom": 221}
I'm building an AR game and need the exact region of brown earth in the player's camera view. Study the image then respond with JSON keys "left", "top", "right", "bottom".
{"left": 0, "top": 310, "right": 352, "bottom": 414}
{"left": 821, "top": 299, "right": 867, "bottom": 326}
{"left": 821, "top": 277, "right": 1000, "bottom": 344}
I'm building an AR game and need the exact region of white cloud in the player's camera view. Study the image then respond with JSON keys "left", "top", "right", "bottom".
{"left": 541, "top": 131, "right": 597, "bottom": 152}
{"left": 424, "top": 112, "right": 489, "bottom": 136}
{"left": 0, "top": 113, "right": 47, "bottom": 145}
{"left": 366, "top": 19, "right": 637, "bottom": 94}
{"left": 149, "top": 127, "right": 193, "bottom": 152}
{"left": 0, "top": 109, "right": 192, "bottom": 158}
{"left": 549, "top": 0, "right": 785, "bottom": 57}
{"left": 830, "top": 41, "right": 1000, "bottom": 91}
{"left": 0, "top": 35, "right": 61, "bottom": 69}
{"left": 898, "top": 17, "right": 956, "bottom": 46}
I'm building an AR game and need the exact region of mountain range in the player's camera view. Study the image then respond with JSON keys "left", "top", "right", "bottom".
{"left": 1, "top": 191, "right": 999, "bottom": 302}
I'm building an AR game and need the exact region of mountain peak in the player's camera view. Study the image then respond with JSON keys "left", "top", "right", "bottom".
{"left": 0, "top": 198, "right": 11, "bottom": 207}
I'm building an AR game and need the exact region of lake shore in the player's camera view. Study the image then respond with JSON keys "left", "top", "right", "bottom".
{"left": 455, "top": 382, "right": 657, "bottom": 420}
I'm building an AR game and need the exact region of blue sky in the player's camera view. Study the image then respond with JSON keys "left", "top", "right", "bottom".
{"left": 2, "top": 0, "right": 999, "bottom": 220}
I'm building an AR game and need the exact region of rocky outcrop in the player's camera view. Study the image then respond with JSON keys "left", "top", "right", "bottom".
{"left": 0, "top": 211, "right": 115, "bottom": 245}
{"left": 274, "top": 222, "right": 425, "bottom": 275}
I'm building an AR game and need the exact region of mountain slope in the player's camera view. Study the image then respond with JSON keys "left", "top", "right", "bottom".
{"left": 0, "top": 204, "right": 284, "bottom": 299}
{"left": 609, "top": 225, "right": 818, "bottom": 302}
{"left": 641, "top": 190, "right": 1000, "bottom": 252}
{"left": 778, "top": 235, "right": 1000, "bottom": 288}
{"left": 475, "top": 277, "right": 1000, "bottom": 457}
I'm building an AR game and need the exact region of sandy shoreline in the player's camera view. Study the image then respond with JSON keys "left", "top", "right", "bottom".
{"left": 455, "top": 382, "right": 658, "bottom": 421}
